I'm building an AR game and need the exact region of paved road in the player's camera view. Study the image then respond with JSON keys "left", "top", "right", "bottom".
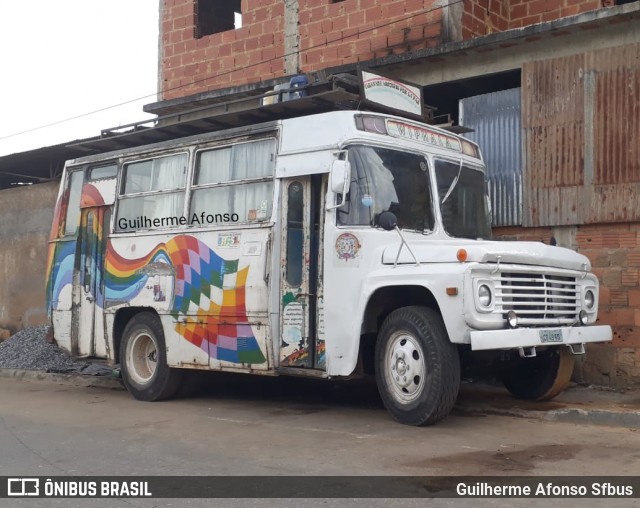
{"left": 0, "top": 374, "right": 639, "bottom": 507}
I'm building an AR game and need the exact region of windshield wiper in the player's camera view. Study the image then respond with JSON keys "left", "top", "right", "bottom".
{"left": 441, "top": 159, "right": 464, "bottom": 205}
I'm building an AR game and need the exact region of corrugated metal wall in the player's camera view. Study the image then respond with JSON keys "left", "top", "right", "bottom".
{"left": 523, "top": 43, "right": 640, "bottom": 226}
{"left": 460, "top": 88, "right": 522, "bottom": 227}
{"left": 589, "top": 44, "right": 640, "bottom": 223}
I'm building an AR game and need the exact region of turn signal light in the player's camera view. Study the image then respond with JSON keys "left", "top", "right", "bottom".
{"left": 456, "top": 249, "right": 468, "bottom": 262}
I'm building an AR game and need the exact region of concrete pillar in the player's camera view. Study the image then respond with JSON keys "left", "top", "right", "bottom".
{"left": 284, "top": 0, "right": 300, "bottom": 75}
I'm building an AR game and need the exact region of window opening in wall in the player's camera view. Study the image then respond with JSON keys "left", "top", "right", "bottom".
{"left": 422, "top": 69, "right": 520, "bottom": 125}
{"left": 195, "top": 0, "right": 242, "bottom": 38}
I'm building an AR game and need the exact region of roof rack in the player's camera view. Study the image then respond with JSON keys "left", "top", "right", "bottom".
{"left": 68, "top": 72, "right": 442, "bottom": 156}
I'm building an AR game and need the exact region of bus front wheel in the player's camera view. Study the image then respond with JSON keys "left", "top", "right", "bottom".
{"left": 120, "top": 312, "right": 183, "bottom": 401}
{"left": 375, "top": 306, "right": 460, "bottom": 426}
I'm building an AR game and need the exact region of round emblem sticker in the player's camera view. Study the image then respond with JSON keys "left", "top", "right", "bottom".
{"left": 335, "top": 233, "right": 361, "bottom": 261}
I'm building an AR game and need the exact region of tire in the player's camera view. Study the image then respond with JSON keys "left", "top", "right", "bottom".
{"left": 375, "top": 306, "right": 461, "bottom": 426}
{"left": 120, "top": 312, "right": 183, "bottom": 401}
{"left": 502, "top": 346, "right": 574, "bottom": 401}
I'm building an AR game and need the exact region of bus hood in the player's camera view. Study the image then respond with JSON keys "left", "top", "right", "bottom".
{"left": 381, "top": 238, "right": 591, "bottom": 272}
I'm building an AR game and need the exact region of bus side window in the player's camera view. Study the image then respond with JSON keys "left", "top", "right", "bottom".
{"left": 64, "top": 171, "right": 84, "bottom": 236}
{"left": 116, "top": 153, "right": 187, "bottom": 231}
{"left": 190, "top": 139, "right": 275, "bottom": 224}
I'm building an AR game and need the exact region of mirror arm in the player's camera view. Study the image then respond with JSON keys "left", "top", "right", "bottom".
{"left": 326, "top": 192, "right": 346, "bottom": 210}
{"left": 393, "top": 226, "right": 420, "bottom": 268}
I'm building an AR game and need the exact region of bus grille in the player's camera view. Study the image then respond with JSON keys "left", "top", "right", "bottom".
{"left": 496, "top": 271, "right": 579, "bottom": 326}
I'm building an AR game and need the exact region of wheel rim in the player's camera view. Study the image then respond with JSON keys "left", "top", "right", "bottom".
{"left": 126, "top": 331, "right": 158, "bottom": 385}
{"left": 384, "top": 331, "right": 426, "bottom": 404}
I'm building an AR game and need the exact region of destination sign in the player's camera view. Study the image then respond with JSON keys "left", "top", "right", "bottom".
{"left": 386, "top": 120, "right": 462, "bottom": 152}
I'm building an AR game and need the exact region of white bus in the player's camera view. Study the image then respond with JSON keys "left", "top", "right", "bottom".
{"left": 45, "top": 81, "right": 611, "bottom": 425}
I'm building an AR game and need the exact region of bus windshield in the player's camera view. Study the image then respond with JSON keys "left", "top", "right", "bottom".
{"left": 338, "top": 145, "right": 434, "bottom": 232}
{"left": 435, "top": 158, "right": 491, "bottom": 240}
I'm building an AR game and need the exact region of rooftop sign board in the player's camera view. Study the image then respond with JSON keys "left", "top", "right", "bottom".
{"left": 360, "top": 70, "right": 424, "bottom": 119}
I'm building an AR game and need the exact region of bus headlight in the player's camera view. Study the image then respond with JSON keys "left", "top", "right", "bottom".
{"left": 478, "top": 284, "right": 492, "bottom": 308}
{"left": 584, "top": 289, "right": 595, "bottom": 310}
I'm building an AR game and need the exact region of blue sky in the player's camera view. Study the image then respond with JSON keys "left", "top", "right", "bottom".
{"left": 0, "top": 1, "right": 159, "bottom": 156}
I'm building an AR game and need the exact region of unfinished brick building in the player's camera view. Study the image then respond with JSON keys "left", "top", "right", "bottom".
{"left": 149, "top": 0, "right": 640, "bottom": 386}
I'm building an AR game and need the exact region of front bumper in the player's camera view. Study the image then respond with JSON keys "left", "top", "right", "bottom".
{"left": 470, "top": 325, "right": 612, "bottom": 351}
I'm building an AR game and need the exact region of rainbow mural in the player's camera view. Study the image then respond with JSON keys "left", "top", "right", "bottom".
{"left": 46, "top": 178, "right": 266, "bottom": 364}
{"left": 80, "top": 183, "right": 106, "bottom": 208}
{"left": 45, "top": 240, "right": 76, "bottom": 315}
{"left": 45, "top": 193, "right": 74, "bottom": 315}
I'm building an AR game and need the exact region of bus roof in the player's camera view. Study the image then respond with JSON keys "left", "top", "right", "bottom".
{"left": 65, "top": 110, "right": 481, "bottom": 169}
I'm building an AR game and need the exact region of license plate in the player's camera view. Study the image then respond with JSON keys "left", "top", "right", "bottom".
{"left": 539, "top": 329, "right": 563, "bottom": 343}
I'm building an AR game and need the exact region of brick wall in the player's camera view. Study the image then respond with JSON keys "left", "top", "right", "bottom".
{"left": 161, "top": 0, "right": 286, "bottom": 100}
{"left": 160, "top": 0, "right": 444, "bottom": 101}
{"left": 462, "top": 0, "right": 510, "bottom": 38}
{"left": 160, "top": 0, "right": 621, "bottom": 100}
{"left": 463, "top": 0, "right": 605, "bottom": 38}
{"left": 494, "top": 222, "right": 640, "bottom": 386}
{"left": 298, "top": 0, "right": 443, "bottom": 70}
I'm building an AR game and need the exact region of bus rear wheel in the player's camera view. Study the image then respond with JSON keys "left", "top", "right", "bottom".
{"left": 502, "top": 346, "right": 574, "bottom": 401}
{"left": 120, "top": 312, "right": 183, "bottom": 401}
{"left": 375, "top": 306, "right": 460, "bottom": 426}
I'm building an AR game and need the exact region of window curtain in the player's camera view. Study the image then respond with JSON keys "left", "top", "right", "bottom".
{"left": 197, "top": 148, "right": 232, "bottom": 184}
{"left": 231, "top": 139, "right": 274, "bottom": 180}
{"left": 150, "top": 154, "right": 187, "bottom": 217}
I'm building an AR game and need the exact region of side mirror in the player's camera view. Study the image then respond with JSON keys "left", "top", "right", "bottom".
{"left": 330, "top": 160, "right": 350, "bottom": 193}
{"left": 377, "top": 211, "right": 397, "bottom": 231}
{"left": 327, "top": 159, "right": 351, "bottom": 210}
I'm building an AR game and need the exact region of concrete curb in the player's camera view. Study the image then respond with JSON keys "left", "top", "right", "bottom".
{"left": 0, "top": 368, "right": 124, "bottom": 390}
{"left": 454, "top": 402, "right": 640, "bottom": 429}
{"left": 455, "top": 385, "right": 640, "bottom": 429}
{"left": 542, "top": 407, "right": 640, "bottom": 428}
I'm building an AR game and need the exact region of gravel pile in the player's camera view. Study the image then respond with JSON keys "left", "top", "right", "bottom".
{"left": 0, "top": 326, "right": 90, "bottom": 373}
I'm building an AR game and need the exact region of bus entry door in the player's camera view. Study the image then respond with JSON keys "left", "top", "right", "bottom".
{"left": 279, "top": 176, "right": 324, "bottom": 369}
{"left": 74, "top": 207, "right": 108, "bottom": 357}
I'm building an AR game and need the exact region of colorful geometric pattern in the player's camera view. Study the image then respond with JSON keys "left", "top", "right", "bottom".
{"left": 105, "top": 235, "right": 266, "bottom": 364}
